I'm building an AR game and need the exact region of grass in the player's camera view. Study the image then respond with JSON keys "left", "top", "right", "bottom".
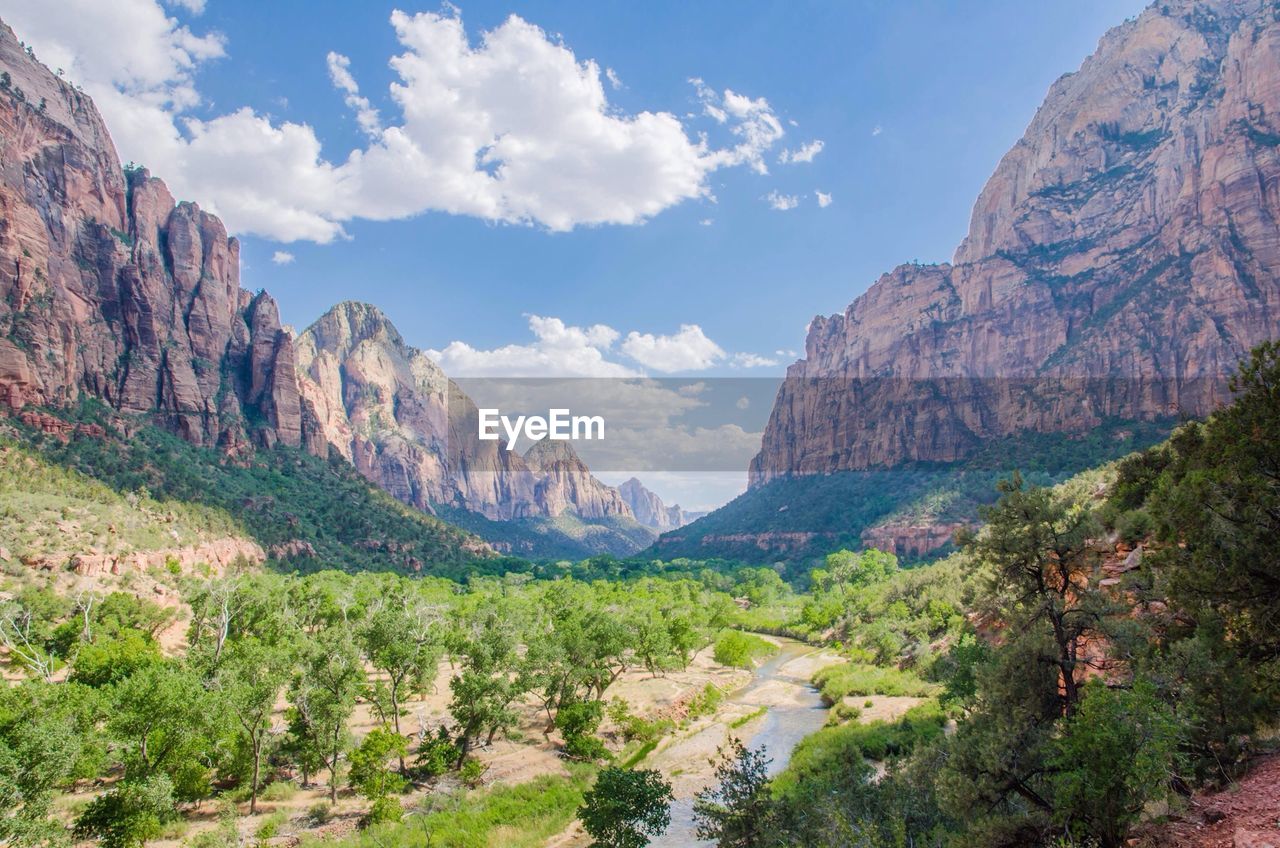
{"left": 315, "top": 769, "right": 593, "bottom": 848}
{"left": 618, "top": 739, "right": 659, "bottom": 768}
{"left": 771, "top": 701, "right": 946, "bottom": 800}
{"left": 812, "top": 662, "right": 939, "bottom": 703}
{"left": 730, "top": 706, "right": 768, "bottom": 729}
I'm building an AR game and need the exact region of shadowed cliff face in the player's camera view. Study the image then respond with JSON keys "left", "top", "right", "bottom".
{"left": 752, "top": 0, "right": 1280, "bottom": 485}
{"left": 295, "top": 301, "right": 634, "bottom": 521}
{"left": 0, "top": 22, "right": 319, "bottom": 455}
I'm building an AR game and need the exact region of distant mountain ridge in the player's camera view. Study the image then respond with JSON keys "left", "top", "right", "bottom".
{"left": 617, "top": 477, "right": 706, "bottom": 530}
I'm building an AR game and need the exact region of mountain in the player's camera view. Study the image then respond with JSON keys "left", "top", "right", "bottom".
{"left": 0, "top": 23, "right": 321, "bottom": 457}
{"left": 296, "top": 301, "right": 652, "bottom": 557}
{"left": 659, "top": 0, "right": 1280, "bottom": 562}
{"left": 0, "top": 20, "right": 499, "bottom": 572}
{"left": 617, "top": 477, "right": 704, "bottom": 530}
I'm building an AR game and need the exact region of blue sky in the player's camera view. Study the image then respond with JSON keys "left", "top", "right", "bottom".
{"left": 17, "top": 0, "right": 1150, "bottom": 378}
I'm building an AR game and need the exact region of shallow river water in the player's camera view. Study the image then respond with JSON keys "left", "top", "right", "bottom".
{"left": 649, "top": 639, "right": 829, "bottom": 847}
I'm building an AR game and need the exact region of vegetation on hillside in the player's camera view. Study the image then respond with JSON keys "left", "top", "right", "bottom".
{"left": 653, "top": 419, "right": 1173, "bottom": 566}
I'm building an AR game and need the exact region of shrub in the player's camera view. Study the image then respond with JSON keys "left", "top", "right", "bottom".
{"left": 712, "top": 630, "right": 777, "bottom": 669}
{"left": 812, "top": 662, "right": 938, "bottom": 703}
{"left": 557, "top": 700, "right": 609, "bottom": 762}
{"left": 259, "top": 780, "right": 297, "bottom": 802}
{"left": 578, "top": 767, "right": 673, "bottom": 848}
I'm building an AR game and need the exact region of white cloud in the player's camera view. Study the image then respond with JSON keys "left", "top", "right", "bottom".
{"left": 765, "top": 190, "right": 799, "bottom": 211}
{"left": 164, "top": 0, "right": 206, "bottom": 13}
{"left": 735, "top": 396, "right": 750, "bottom": 410}
{"left": 871, "top": 124, "right": 883, "bottom": 136}
{"left": 427, "top": 315, "right": 636, "bottom": 378}
{"left": 271, "top": 250, "right": 295, "bottom": 265}
{"left": 699, "top": 218, "right": 713, "bottom": 226}
{"left": 8, "top": 2, "right": 795, "bottom": 242}
{"left": 815, "top": 190, "right": 832, "bottom": 208}
{"left": 731, "top": 352, "right": 778, "bottom": 368}
{"left": 621, "top": 325, "right": 726, "bottom": 373}
{"left": 779, "top": 139, "right": 823, "bottom": 164}
{"left": 326, "top": 52, "right": 381, "bottom": 137}
{"left": 605, "top": 67, "right": 622, "bottom": 90}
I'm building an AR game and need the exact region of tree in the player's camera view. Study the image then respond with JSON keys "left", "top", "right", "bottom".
{"left": 294, "top": 630, "right": 364, "bottom": 803}
{"left": 70, "top": 629, "right": 162, "bottom": 688}
{"left": 0, "top": 683, "right": 93, "bottom": 847}
{"left": 448, "top": 608, "right": 529, "bottom": 764}
{"left": 347, "top": 726, "right": 408, "bottom": 824}
{"left": 693, "top": 739, "right": 775, "bottom": 848}
{"left": 108, "top": 664, "right": 213, "bottom": 803}
{"left": 1048, "top": 680, "right": 1179, "bottom": 848}
{"left": 1145, "top": 341, "right": 1280, "bottom": 660}
{"left": 211, "top": 638, "right": 292, "bottom": 814}
{"left": 73, "top": 774, "right": 175, "bottom": 848}
{"left": 360, "top": 599, "right": 441, "bottom": 773}
{"left": 579, "top": 767, "right": 673, "bottom": 848}
{"left": 556, "top": 699, "right": 608, "bottom": 761}
{"left": 965, "top": 474, "right": 1113, "bottom": 717}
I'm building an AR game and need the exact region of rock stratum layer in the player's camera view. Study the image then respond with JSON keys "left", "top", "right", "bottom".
{"left": 752, "top": 0, "right": 1280, "bottom": 485}
{"left": 0, "top": 23, "right": 319, "bottom": 455}
{"left": 296, "top": 301, "right": 632, "bottom": 522}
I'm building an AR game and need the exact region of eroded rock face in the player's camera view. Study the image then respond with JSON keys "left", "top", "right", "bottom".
{"left": 0, "top": 21, "right": 314, "bottom": 454}
{"left": 617, "top": 476, "right": 698, "bottom": 530}
{"left": 752, "top": 0, "right": 1280, "bottom": 485}
{"left": 296, "top": 301, "right": 632, "bottom": 520}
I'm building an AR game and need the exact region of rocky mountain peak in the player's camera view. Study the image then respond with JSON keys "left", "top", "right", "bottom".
{"left": 752, "top": 0, "right": 1280, "bottom": 486}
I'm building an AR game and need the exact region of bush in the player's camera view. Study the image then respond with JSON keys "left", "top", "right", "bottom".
{"left": 557, "top": 700, "right": 609, "bottom": 762}
{"left": 459, "top": 757, "right": 488, "bottom": 788}
{"left": 259, "top": 780, "right": 297, "bottom": 802}
{"left": 305, "top": 802, "right": 332, "bottom": 826}
{"left": 686, "top": 684, "right": 724, "bottom": 721}
{"left": 255, "top": 811, "right": 289, "bottom": 839}
{"left": 712, "top": 630, "right": 777, "bottom": 669}
{"left": 578, "top": 767, "right": 673, "bottom": 848}
{"left": 414, "top": 727, "right": 462, "bottom": 779}
{"left": 812, "top": 662, "right": 938, "bottom": 703}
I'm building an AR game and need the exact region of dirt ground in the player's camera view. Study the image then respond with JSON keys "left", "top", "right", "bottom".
{"left": 1135, "top": 753, "right": 1280, "bottom": 848}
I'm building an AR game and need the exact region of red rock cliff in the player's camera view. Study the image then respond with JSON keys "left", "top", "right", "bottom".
{"left": 752, "top": 0, "right": 1280, "bottom": 484}
{"left": 0, "top": 21, "right": 318, "bottom": 454}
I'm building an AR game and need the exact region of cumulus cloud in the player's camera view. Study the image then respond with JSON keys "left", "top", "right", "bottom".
{"left": 427, "top": 315, "right": 634, "bottom": 378}
{"left": 8, "top": 2, "right": 796, "bottom": 242}
{"left": 271, "top": 250, "right": 295, "bottom": 265}
{"left": 815, "top": 190, "right": 833, "bottom": 208}
{"left": 731, "top": 352, "right": 778, "bottom": 368}
{"left": 765, "top": 190, "right": 799, "bottom": 211}
{"left": 425, "top": 315, "right": 781, "bottom": 377}
{"left": 326, "top": 52, "right": 381, "bottom": 137}
{"left": 165, "top": 0, "right": 206, "bottom": 13}
{"left": 778, "top": 139, "right": 823, "bottom": 164}
{"left": 621, "top": 324, "right": 726, "bottom": 373}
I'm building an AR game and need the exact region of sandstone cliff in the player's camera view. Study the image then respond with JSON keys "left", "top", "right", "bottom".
{"left": 296, "top": 301, "right": 633, "bottom": 521}
{"left": 752, "top": 0, "right": 1280, "bottom": 485}
{"left": 617, "top": 476, "right": 701, "bottom": 530}
{"left": 0, "top": 22, "right": 318, "bottom": 455}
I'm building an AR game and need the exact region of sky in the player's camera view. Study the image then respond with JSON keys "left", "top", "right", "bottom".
{"left": 7, "top": 0, "right": 1151, "bottom": 508}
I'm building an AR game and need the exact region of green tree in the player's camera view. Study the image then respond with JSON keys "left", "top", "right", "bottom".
{"left": 1048, "top": 680, "right": 1179, "bottom": 848}
{"left": 347, "top": 726, "right": 408, "bottom": 824}
{"left": 1145, "top": 341, "right": 1280, "bottom": 660}
{"left": 108, "top": 664, "right": 213, "bottom": 803}
{"left": 73, "top": 774, "right": 175, "bottom": 848}
{"left": 360, "top": 599, "right": 441, "bottom": 773}
{"left": 294, "top": 630, "right": 365, "bottom": 803}
{"left": 70, "top": 629, "right": 162, "bottom": 688}
{"left": 693, "top": 739, "right": 775, "bottom": 848}
{"left": 579, "top": 767, "right": 673, "bottom": 848}
{"left": 211, "top": 638, "right": 292, "bottom": 813}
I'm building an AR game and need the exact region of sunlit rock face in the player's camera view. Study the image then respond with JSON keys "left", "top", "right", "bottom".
{"left": 0, "top": 22, "right": 315, "bottom": 455}
{"left": 754, "top": 0, "right": 1280, "bottom": 485}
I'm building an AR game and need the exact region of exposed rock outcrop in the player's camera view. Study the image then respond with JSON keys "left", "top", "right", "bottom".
{"left": 617, "top": 477, "right": 701, "bottom": 530}
{"left": 0, "top": 21, "right": 316, "bottom": 454}
{"left": 296, "top": 301, "right": 632, "bottom": 521}
{"left": 752, "top": 0, "right": 1280, "bottom": 485}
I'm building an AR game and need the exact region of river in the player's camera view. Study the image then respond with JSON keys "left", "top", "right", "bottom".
{"left": 648, "top": 638, "right": 831, "bottom": 847}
